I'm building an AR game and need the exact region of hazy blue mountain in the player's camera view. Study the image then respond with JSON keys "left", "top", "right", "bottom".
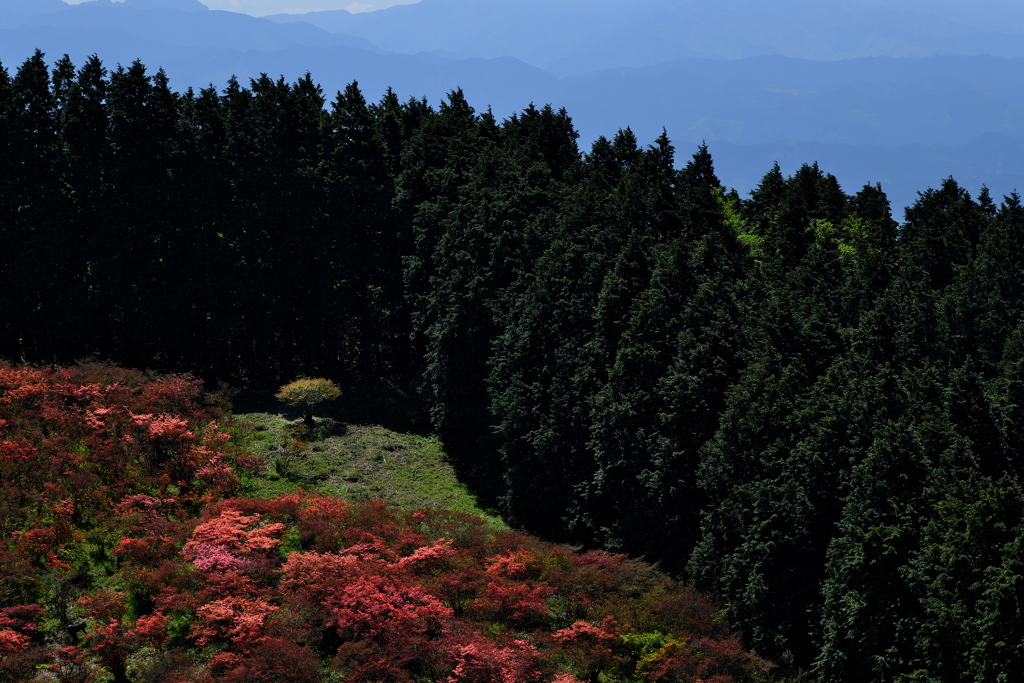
{"left": 0, "top": 0, "right": 70, "bottom": 15}
{"left": 121, "top": 0, "right": 209, "bottom": 11}
{"left": 0, "top": 1, "right": 378, "bottom": 52}
{"left": 268, "top": 0, "right": 1024, "bottom": 74}
{"left": 890, "top": 0, "right": 1024, "bottom": 33}
{"left": 559, "top": 55, "right": 1024, "bottom": 148}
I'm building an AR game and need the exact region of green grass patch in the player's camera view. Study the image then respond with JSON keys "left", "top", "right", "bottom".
{"left": 232, "top": 412, "right": 508, "bottom": 530}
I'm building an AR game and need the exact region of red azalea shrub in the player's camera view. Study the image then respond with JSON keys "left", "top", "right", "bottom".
{"left": 0, "top": 604, "right": 44, "bottom": 640}
{"left": 194, "top": 596, "right": 279, "bottom": 645}
{"left": 441, "top": 632, "right": 543, "bottom": 683}
{"left": 551, "top": 616, "right": 624, "bottom": 678}
{"left": 0, "top": 362, "right": 772, "bottom": 683}
{"left": 209, "top": 636, "right": 321, "bottom": 683}
{"left": 0, "top": 361, "right": 256, "bottom": 589}
{"left": 181, "top": 494, "right": 770, "bottom": 682}
{"left": 0, "top": 604, "right": 46, "bottom": 679}
{"left": 469, "top": 575, "right": 554, "bottom": 626}
{"left": 0, "top": 628, "right": 29, "bottom": 654}
{"left": 183, "top": 507, "right": 286, "bottom": 573}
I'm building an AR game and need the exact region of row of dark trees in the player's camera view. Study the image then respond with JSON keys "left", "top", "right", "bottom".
{"left": 5, "top": 49, "right": 1024, "bottom": 680}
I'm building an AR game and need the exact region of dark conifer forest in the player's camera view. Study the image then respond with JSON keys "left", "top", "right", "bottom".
{"left": 4, "top": 50, "right": 1024, "bottom": 681}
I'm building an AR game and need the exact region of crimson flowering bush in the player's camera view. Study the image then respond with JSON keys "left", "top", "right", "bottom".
{"left": 0, "top": 362, "right": 255, "bottom": 576}
{"left": 551, "top": 616, "right": 624, "bottom": 677}
{"left": 128, "top": 493, "right": 770, "bottom": 682}
{"left": 194, "top": 596, "right": 279, "bottom": 646}
{"left": 183, "top": 508, "right": 286, "bottom": 573}
{"left": 209, "top": 635, "right": 321, "bottom": 683}
{"left": 0, "top": 362, "right": 772, "bottom": 682}
{"left": 0, "top": 362, "right": 259, "bottom": 679}
{"left": 441, "top": 632, "right": 543, "bottom": 683}
{"left": 0, "top": 627, "right": 29, "bottom": 654}
{"left": 0, "top": 603, "right": 43, "bottom": 659}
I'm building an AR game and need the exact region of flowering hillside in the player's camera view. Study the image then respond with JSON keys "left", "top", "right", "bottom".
{"left": 0, "top": 362, "right": 771, "bottom": 682}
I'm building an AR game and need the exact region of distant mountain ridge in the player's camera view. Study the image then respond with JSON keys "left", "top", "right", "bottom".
{"left": 121, "top": 0, "right": 210, "bottom": 11}
{"left": 268, "top": 0, "right": 1024, "bottom": 72}
{"left": 0, "top": 0, "right": 70, "bottom": 14}
{"left": 1, "top": 0, "right": 209, "bottom": 11}
{"left": 0, "top": 0, "right": 378, "bottom": 54}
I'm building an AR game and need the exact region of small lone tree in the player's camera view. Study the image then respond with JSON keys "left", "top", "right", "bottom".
{"left": 275, "top": 378, "right": 341, "bottom": 427}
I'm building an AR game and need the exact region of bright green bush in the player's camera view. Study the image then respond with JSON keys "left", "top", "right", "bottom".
{"left": 275, "top": 378, "right": 341, "bottom": 426}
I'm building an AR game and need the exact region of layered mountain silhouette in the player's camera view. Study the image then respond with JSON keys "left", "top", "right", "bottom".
{"left": 3, "top": 0, "right": 1024, "bottom": 210}
{"left": 268, "top": 0, "right": 1024, "bottom": 69}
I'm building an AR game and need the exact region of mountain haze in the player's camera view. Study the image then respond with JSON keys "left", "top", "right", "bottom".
{"left": 269, "top": 0, "right": 1024, "bottom": 71}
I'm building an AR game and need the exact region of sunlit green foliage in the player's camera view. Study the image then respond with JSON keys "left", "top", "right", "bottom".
{"left": 275, "top": 378, "right": 342, "bottom": 427}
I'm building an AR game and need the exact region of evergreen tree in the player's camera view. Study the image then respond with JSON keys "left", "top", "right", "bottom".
{"left": 586, "top": 143, "right": 744, "bottom": 567}
{"left": 327, "top": 81, "right": 405, "bottom": 375}
{"left": 175, "top": 84, "right": 234, "bottom": 379}
{"left": 816, "top": 414, "right": 935, "bottom": 683}
{"left": 5, "top": 50, "right": 60, "bottom": 362}
{"left": 489, "top": 131, "right": 644, "bottom": 538}
{"left": 901, "top": 178, "right": 986, "bottom": 293}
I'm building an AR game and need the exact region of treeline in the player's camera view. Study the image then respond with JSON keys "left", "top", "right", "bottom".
{"left": 5, "top": 49, "right": 1024, "bottom": 680}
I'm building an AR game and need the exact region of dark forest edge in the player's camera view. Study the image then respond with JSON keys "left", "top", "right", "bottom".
{"left": 3, "top": 49, "right": 1024, "bottom": 680}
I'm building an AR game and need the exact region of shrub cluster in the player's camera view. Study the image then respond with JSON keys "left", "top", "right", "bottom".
{"left": 0, "top": 363, "right": 769, "bottom": 682}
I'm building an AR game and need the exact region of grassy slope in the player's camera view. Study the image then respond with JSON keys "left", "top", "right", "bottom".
{"left": 232, "top": 412, "right": 508, "bottom": 530}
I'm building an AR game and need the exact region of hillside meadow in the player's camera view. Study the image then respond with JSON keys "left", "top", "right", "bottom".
{"left": 0, "top": 362, "right": 774, "bottom": 682}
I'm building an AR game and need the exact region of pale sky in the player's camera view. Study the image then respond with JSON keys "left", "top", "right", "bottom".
{"left": 62, "top": 0, "right": 420, "bottom": 15}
